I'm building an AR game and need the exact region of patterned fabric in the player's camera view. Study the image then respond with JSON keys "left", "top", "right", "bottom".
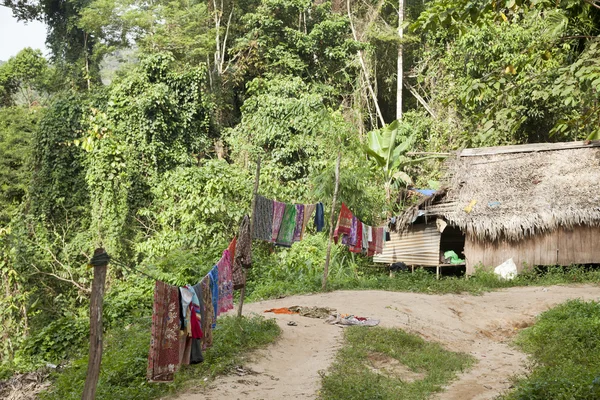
{"left": 350, "top": 220, "right": 363, "bottom": 253}
{"left": 333, "top": 203, "right": 353, "bottom": 244}
{"left": 147, "top": 281, "right": 181, "bottom": 382}
{"left": 277, "top": 203, "right": 297, "bottom": 246}
{"left": 342, "top": 216, "right": 358, "bottom": 247}
{"left": 191, "top": 282, "right": 205, "bottom": 333}
{"left": 301, "top": 203, "right": 317, "bottom": 239}
{"left": 375, "top": 227, "right": 385, "bottom": 254}
{"left": 292, "top": 204, "right": 304, "bottom": 242}
{"left": 271, "top": 201, "right": 286, "bottom": 241}
{"left": 200, "top": 276, "right": 214, "bottom": 350}
{"left": 229, "top": 237, "right": 245, "bottom": 290}
{"left": 253, "top": 195, "right": 273, "bottom": 241}
{"left": 208, "top": 266, "right": 219, "bottom": 327}
{"left": 217, "top": 249, "right": 234, "bottom": 313}
{"left": 235, "top": 215, "right": 252, "bottom": 269}
{"left": 315, "top": 202, "right": 325, "bottom": 232}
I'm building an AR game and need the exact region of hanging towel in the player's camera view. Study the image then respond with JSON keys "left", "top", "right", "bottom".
{"left": 350, "top": 220, "right": 363, "bottom": 253}
{"left": 333, "top": 203, "right": 353, "bottom": 244}
{"left": 361, "top": 222, "right": 368, "bottom": 253}
{"left": 315, "top": 202, "right": 325, "bottom": 232}
{"left": 208, "top": 266, "right": 219, "bottom": 327}
{"left": 277, "top": 203, "right": 297, "bottom": 246}
{"left": 301, "top": 203, "right": 317, "bottom": 239}
{"left": 253, "top": 195, "right": 273, "bottom": 241}
{"left": 147, "top": 281, "right": 181, "bottom": 382}
{"left": 271, "top": 201, "right": 286, "bottom": 242}
{"left": 200, "top": 276, "right": 213, "bottom": 350}
{"left": 235, "top": 215, "right": 252, "bottom": 269}
{"left": 292, "top": 204, "right": 304, "bottom": 242}
{"left": 217, "top": 249, "right": 234, "bottom": 313}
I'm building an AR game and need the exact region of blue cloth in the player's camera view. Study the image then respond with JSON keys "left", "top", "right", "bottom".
{"left": 413, "top": 189, "right": 436, "bottom": 196}
{"left": 315, "top": 202, "right": 324, "bottom": 232}
{"left": 208, "top": 266, "right": 219, "bottom": 328}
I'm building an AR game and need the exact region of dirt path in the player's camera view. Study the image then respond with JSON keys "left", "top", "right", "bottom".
{"left": 177, "top": 285, "right": 600, "bottom": 400}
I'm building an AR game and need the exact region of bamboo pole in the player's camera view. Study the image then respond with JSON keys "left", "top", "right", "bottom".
{"left": 82, "top": 248, "right": 109, "bottom": 400}
{"left": 237, "top": 156, "right": 261, "bottom": 318}
{"left": 322, "top": 151, "right": 341, "bottom": 291}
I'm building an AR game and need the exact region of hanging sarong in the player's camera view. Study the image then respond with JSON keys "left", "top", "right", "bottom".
{"left": 342, "top": 216, "right": 358, "bottom": 247}
{"left": 271, "top": 201, "right": 286, "bottom": 242}
{"left": 147, "top": 281, "right": 181, "bottom": 382}
{"left": 301, "top": 203, "right": 317, "bottom": 239}
{"left": 350, "top": 220, "right": 363, "bottom": 253}
{"left": 253, "top": 195, "right": 273, "bottom": 241}
{"left": 217, "top": 249, "right": 234, "bottom": 313}
{"left": 315, "top": 202, "right": 325, "bottom": 232}
{"left": 333, "top": 203, "right": 353, "bottom": 244}
{"left": 292, "top": 204, "right": 304, "bottom": 242}
{"left": 277, "top": 203, "right": 297, "bottom": 246}
{"left": 200, "top": 276, "right": 214, "bottom": 350}
{"left": 208, "top": 266, "right": 219, "bottom": 327}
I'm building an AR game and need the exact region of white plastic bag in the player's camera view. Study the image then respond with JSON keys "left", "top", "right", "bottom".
{"left": 494, "top": 258, "right": 518, "bottom": 280}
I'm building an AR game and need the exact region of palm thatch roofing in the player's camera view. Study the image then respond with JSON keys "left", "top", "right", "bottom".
{"left": 398, "top": 141, "right": 600, "bottom": 241}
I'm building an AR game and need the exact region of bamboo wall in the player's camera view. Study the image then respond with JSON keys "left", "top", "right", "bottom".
{"left": 465, "top": 225, "right": 600, "bottom": 274}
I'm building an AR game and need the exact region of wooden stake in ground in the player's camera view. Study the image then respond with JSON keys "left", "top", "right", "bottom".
{"left": 82, "top": 248, "right": 109, "bottom": 400}
{"left": 237, "top": 156, "right": 261, "bottom": 318}
{"left": 322, "top": 151, "right": 341, "bottom": 291}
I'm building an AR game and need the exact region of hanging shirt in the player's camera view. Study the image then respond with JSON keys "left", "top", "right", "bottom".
{"left": 315, "top": 202, "right": 325, "bottom": 232}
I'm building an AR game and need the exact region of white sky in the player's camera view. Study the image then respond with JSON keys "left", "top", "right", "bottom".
{"left": 0, "top": 6, "right": 49, "bottom": 61}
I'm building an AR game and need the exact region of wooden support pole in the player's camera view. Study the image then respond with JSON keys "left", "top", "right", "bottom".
{"left": 237, "top": 156, "right": 261, "bottom": 318}
{"left": 322, "top": 151, "right": 341, "bottom": 291}
{"left": 82, "top": 248, "right": 109, "bottom": 400}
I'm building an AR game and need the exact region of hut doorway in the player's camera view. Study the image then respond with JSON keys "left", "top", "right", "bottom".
{"left": 439, "top": 226, "right": 466, "bottom": 274}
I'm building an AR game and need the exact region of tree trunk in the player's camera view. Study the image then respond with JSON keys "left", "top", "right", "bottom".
{"left": 396, "top": 0, "right": 403, "bottom": 121}
{"left": 323, "top": 150, "right": 341, "bottom": 291}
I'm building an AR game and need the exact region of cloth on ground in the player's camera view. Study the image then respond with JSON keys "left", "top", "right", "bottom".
{"left": 301, "top": 203, "right": 316, "bottom": 239}
{"left": 326, "top": 314, "right": 380, "bottom": 327}
{"left": 271, "top": 201, "right": 286, "bottom": 242}
{"left": 333, "top": 203, "right": 353, "bottom": 244}
{"left": 217, "top": 249, "right": 233, "bottom": 313}
{"left": 288, "top": 305, "right": 337, "bottom": 319}
{"left": 208, "top": 266, "right": 219, "bottom": 328}
{"left": 200, "top": 276, "right": 214, "bottom": 350}
{"left": 292, "top": 204, "right": 304, "bottom": 242}
{"left": 264, "top": 307, "right": 299, "bottom": 315}
{"left": 277, "top": 203, "right": 297, "bottom": 246}
{"left": 315, "top": 202, "right": 325, "bottom": 232}
{"left": 253, "top": 195, "right": 273, "bottom": 241}
{"left": 147, "top": 281, "right": 181, "bottom": 382}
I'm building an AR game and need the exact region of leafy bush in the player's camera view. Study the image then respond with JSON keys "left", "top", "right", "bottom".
{"left": 504, "top": 300, "right": 600, "bottom": 400}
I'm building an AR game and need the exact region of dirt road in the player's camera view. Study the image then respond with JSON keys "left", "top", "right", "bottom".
{"left": 176, "top": 285, "right": 600, "bottom": 400}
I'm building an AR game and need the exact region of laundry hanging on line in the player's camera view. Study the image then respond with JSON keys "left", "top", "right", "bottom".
{"left": 334, "top": 202, "right": 385, "bottom": 256}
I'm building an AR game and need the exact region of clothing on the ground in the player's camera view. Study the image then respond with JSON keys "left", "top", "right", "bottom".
{"left": 301, "top": 203, "right": 316, "bottom": 239}
{"left": 333, "top": 203, "right": 353, "bottom": 244}
{"left": 147, "top": 281, "right": 181, "bottom": 382}
{"left": 292, "top": 204, "right": 304, "bottom": 242}
{"left": 253, "top": 195, "right": 273, "bottom": 241}
{"left": 263, "top": 307, "right": 299, "bottom": 315}
{"left": 277, "top": 203, "right": 297, "bottom": 246}
{"left": 271, "top": 201, "right": 286, "bottom": 242}
{"left": 326, "top": 314, "right": 380, "bottom": 326}
{"left": 315, "top": 202, "right": 325, "bottom": 232}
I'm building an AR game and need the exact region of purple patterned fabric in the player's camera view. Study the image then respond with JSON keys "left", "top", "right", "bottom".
{"left": 292, "top": 204, "right": 304, "bottom": 242}
{"left": 342, "top": 216, "right": 358, "bottom": 246}
{"left": 271, "top": 201, "right": 286, "bottom": 242}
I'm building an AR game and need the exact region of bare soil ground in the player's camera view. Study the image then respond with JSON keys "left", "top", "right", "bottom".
{"left": 177, "top": 285, "right": 600, "bottom": 400}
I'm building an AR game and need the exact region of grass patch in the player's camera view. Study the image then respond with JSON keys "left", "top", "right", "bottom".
{"left": 503, "top": 300, "right": 600, "bottom": 400}
{"left": 40, "top": 314, "right": 280, "bottom": 400}
{"left": 319, "top": 326, "right": 474, "bottom": 400}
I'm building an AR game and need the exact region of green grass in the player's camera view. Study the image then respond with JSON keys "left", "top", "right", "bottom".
{"left": 502, "top": 300, "right": 600, "bottom": 400}
{"left": 247, "top": 264, "right": 600, "bottom": 302}
{"left": 319, "top": 326, "right": 474, "bottom": 400}
{"left": 40, "top": 314, "right": 280, "bottom": 400}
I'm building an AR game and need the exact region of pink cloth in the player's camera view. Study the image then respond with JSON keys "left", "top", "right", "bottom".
{"left": 217, "top": 249, "right": 233, "bottom": 313}
{"left": 271, "top": 201, "right": 286, "bottom": 242}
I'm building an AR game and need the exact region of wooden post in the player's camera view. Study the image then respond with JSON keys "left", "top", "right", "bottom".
{"left": 82, "top": 248, "right": 109, "bottom": 400}
{"left": 237, "top": 156, "right": 261, "bottom": 318}
{"left": 322, "top": 151, "right": 341, "bottom": 291}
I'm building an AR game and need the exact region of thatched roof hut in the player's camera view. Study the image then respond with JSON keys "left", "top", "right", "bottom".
{"left": 382, "top": 140, "right": 600, "bottom": 274}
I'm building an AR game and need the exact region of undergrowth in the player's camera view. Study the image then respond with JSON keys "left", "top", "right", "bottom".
{"left": 503, "top": 300, "right": 600, "bottom": 400}
{"left": 39, "top": 314, "right": 280, "bottom": 400}
{"left": 319, "top": 326, "right": 474, "bottom": 399}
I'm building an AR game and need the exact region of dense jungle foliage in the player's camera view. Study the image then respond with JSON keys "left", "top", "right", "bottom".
{"left": 1, "top": 0, "right": 600, "bottom": 392}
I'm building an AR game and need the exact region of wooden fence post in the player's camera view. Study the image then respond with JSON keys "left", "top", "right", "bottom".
{"left": 82, "top": 248, "right": 109, "bottom": 400}
{"left": 237, "top": 156, "right": 261, "bottom": 318}
{"left": 323, "top": 151, "right": 341, "bottom": 291}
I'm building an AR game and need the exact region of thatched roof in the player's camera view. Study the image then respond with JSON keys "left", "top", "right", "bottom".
{"left": 400, "top": 141, "right": 600, "bottom": 241}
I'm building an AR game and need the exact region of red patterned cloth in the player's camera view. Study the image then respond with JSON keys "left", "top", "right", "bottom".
{"left": 147, "top": 281, "right": 181, "bottom": 382}
{"left": 217, "top": 249, "right": 234, "bottom": 313}
{"left": 349, "top": 220, "right": 363, "bottom": 253}
{"left": 375, "top": 227, "right": 384, "bottom": 254}
{"left": 333, "top": 203, "right": 353, "bottom": 244}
